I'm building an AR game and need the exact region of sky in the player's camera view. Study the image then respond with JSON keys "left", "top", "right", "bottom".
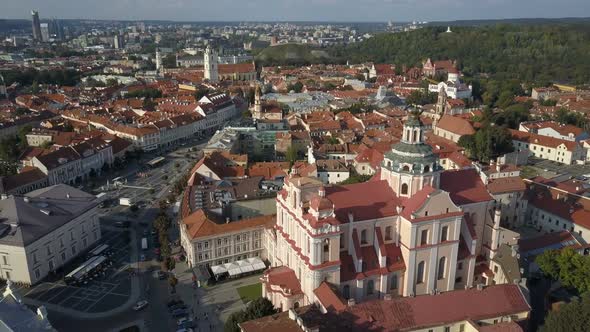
{"left": 2, "top": 0, "right": 590, "bottom": 22}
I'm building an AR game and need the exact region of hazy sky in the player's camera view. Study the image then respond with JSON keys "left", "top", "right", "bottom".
{"left": 3, "top": 0, "right": 590, "bottom": 22}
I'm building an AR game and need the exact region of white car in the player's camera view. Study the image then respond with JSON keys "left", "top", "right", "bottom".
{"left": 177, "top": 317, "right": 192, "bottom": 326}
{"left": 133, "top": 300, "right": 149, "bottom": 311}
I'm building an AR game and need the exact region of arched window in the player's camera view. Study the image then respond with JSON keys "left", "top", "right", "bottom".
{"left": 294, "top": 302, "right": 300, "bottom": 309}
{"left": 417, "top": 261, "right": 425, "bottom": 284}
{"left": 385, "top": 226, "right": 393, "bottom": 241}
{"left": 401, "top": 183, "right": 409, "bottom": 195}
{"left": 406, "top": 129, "right": 411, "bottom": 141}
{"left": 387, "top": 161, "right": 392, "bottom": 168}
{"left": 424, "top": 165, "right": 430, "bottom": 173}
{"left": 402, "top": 165, "right": 410, "bottom": 172}
{"left": 367, "top": 280, "right": 375, "bottom": 295}
{"left": 438, "top": 257, "right": 446, "bottom": 280}
{"left": 441, "top": 226, "right": 448, "bottom": 242}
{"left": 361, "top": 230, "right": 367, "bottom": 244}
{"left": 343, "top": 285, "right": 350, "bottom": 299}
{"left": 413, "top": 129, "right": 419, "bottom": 142}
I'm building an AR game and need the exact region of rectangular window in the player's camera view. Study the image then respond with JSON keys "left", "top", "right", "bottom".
{"left": 2, "top": 256, "right": 8, "bottom": 265}
{"left": 61, "top": 252, "right": 67, "bottom": 262}
{"left": 34, "top": 269, "right": 40, "bottom": 279}
{"left": 5, "top": 271, "right": 10, "bottom": 280}
{"left": 420, "top": 230, "right": 428, "bottom": 245}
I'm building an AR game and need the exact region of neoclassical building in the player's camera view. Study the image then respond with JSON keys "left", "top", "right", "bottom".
{"left": 262, "top": 112, "right": 503, "bottom": 311}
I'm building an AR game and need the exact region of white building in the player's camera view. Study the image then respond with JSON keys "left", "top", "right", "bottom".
{"left": 0, "top": 185, "right": 101, "bottom": 285}
{"left": 428, "top": 69, "right": 473, "bottom": 99}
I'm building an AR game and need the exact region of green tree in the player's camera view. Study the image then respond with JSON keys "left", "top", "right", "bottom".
{"left": 285, "top": 145, "right": 298, "bottom": 166}
{"left": 168, "top": 275, "right": 178, "bottom": 290}
{"left": 457, "top": 135, "right": 476, "bottom": 158}
{"left": 541, "top": 293, "right": 590, "bottom": 332}
{"left": 224, "top": 297, "right": 276, "bottom": 332}
{"left": 287, "top": 81, "right": 304, "bottom": 93}
{"left": 535, "top": 248, "right": 590, "bottom": 294}
{"left": 406, "top": 89, "right": 437, "bottom": 106}
{"left": 154, "top": 214, "right": 171, "bottom": 233}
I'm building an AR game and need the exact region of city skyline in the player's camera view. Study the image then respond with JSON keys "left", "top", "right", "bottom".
{"left": 2, "top": 0, "right": 590, "bottom": 22}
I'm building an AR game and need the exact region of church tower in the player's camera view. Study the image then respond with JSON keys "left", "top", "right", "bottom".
{"left": 0, "top": 73, "right": 7, "bottom": 99}
{"left": 381, "top": 109, "right": 441, "bottom": 197}
{"left": 253, "top": 85, "right": 262, "bottom": 118}
{"left": 155, "top": 48, "right": 162, "bottom": 73}
{"left": 434, "top": 86, "right": 447, "bottom": 126}
{"left": 204, "top": 45, "right": 219, "bottom": 83}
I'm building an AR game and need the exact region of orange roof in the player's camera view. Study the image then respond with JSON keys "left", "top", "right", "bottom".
{"left": 436, "top": 115, "right": 475, "bottom": 136}
{"left": 182, "top": 210, "right": 275, "bottom": 239}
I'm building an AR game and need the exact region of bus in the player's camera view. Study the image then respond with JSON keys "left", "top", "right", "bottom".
{"left": 64, "top": 256, "right": 109, "bottom": 285}
{"left": 88, "top": 244, "right": 110, "bottom": 258}
{"left": 146, "top": 156, "right": 165, "bottom": 168}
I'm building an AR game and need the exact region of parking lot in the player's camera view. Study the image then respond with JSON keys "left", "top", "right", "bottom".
{"left": 528, "top": 157, "right": 590, "bottom": 178}
{"left": 21, "top": 227, "right": 135, "bottom": 314}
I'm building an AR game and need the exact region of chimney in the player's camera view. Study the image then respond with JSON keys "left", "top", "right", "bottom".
{"left": 347, "top": 298, "right": 355, "bottom": 307}
{"left": 66, "top": 193, "right": 70, "bottom": 199}
{"left": 225, "top": 217, "right": 230, "bottom": 224}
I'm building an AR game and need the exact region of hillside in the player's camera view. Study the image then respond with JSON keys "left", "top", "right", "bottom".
{"left": 256, "top": 24, "right": 590, "bottom": 85}
{"left": 254, "top": 43, "right": 333, "bottom": 66}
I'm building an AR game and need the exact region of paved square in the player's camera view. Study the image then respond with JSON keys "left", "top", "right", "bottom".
{"left": 20, "top": 225, "right": 135, "bottom": 314}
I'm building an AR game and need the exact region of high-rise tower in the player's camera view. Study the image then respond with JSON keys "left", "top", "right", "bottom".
{"left": 31, "top": 11, "right": 41, "bottom": 41}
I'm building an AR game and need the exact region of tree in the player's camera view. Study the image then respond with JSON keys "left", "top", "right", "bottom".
{"left": 106, "top": 78, "right": 119, "bottom": 87}
{"left": 535, "top": 248, "right": 590, "bottom": 294}
{"left": 457, "top": 135, "right": 476, "bottom": 158}
{"left": 168, "top": 275, "right": 178, "bottom": 290}
{"left": 406, "top": 89, "right": 437, "bottom": 106}
{"left": 494, "top": 103, "right": 531, "bottom": 129}
{"left": 154, "top": 214, "right": 171, "bottom": 233}
{"left": 540, "top": 293, "right": 590, "bottom": 332}
{"left": 467, "top": 125, "right": 514, "bottom": 163}
{"left": 162, "top": 54, "right": 177, "bottom": 68}
{"left": 287, "top": 81, "right": 304, "bottom": 93}
{"left": 285, "top": 145, "right": 298, "bottom": 166}
{"left": 224, "top": 297, "right": 277, "bottom": 332}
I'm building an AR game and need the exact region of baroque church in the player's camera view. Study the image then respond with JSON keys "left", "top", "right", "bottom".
{"left": 262, "top": 111, "right": 504, "bottom": 311}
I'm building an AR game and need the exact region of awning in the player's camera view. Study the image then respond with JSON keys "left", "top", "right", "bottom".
{"left": 210, "top": 265, "right": 227, "bottom": 276}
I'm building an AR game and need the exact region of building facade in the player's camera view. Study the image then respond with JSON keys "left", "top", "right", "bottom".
{"left": 0, "top": 185, "right": 101, "bottom": 285}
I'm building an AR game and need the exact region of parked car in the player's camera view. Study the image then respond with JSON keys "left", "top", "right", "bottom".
{"left": 177, "top": 317, "right": 192, "bottom": 326}
{"left": 182, "top": 320, "right": 196, "bottom": 329}
{"left": 114, "top": 221, "right": 130, "bottom": 228}
{"left": 166, "top": 299, "right": 182, "bottom": 308}
{"left": 154, "top": 270, "right": 167, "bottom": 280}
{"left": 171, "top": 308, "right": 189, "bottom": 318}
{"left": 175, "top": 328, "right": 193, "bottom": 332}
{"left": 169, "top": 303, "right": 188, "bottom": 313}
{"left": 132, "top": 300, "right": 149, "bottom": 311}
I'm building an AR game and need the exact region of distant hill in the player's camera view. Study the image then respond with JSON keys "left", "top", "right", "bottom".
{"left": 255, "top": 44, "right": 333, "bottom": 66}
{"left": 256, "top": 23, "right": 590, "bottom": 85}
{"left": 428, "top": 17, "right": 590, "bottom": 27}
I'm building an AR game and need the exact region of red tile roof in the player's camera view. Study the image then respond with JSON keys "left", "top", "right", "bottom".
{"left": 440, "top": 169, "right": 493, "bottom": 205}
{"left": 487, "top": 177, "right": 526, "bottom": 194}
{"left": 343, "top": 284, "right": 529, "bottom": 331}
{"left": 436, "top": 115, "right": 475, "bottom": 136}
{"left": 325, "top": 180, "right": 401, "bottom": 222}
{"left": 182, "top": 210, "right": 274, "bottom": 239}
{"left": 313, "top": 282, "right": 347, "bottom": 312}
